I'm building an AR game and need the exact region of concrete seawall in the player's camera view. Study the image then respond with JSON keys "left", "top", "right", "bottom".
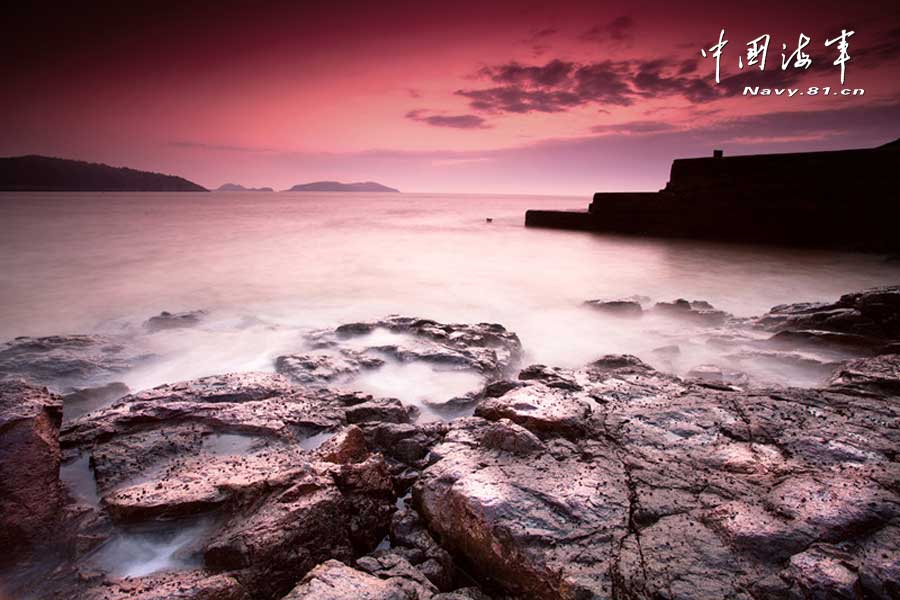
{"left": 526, "top": 139, "right": 900, "bottom": 251}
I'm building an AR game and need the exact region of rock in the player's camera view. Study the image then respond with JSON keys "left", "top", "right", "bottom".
{"left": 584, "top": 299, "right": 643, "bottom": 317}
{"left": 480, "top": 419, "right": 545, "bottom": 455}
{"left": 346, "top": 399, "right": 418, "bottom": 425}
{"left": 204, "top": 454, "right": 396, "bottom": 598}
{"left": 781, "top": 544, "right": 861, "bottom": 599}
{"left": 282, "top": 559, "right": 426, "bottom": 600}
{"left": 79, "top": 569, "right": 248, "bottom": 600}
{"left": 276, "top": 350, "right": 384, "bottom": 385}
{"left": 356, "top": 552, "right": 439, "bottom": 595}
{"left": 827, "top": 353, "right": 900, "bottom": 396}
{"left": 144, "top": 310, "right": 207, "bottom": 332}
{"left": 767, "top": 329, "right": 884, "bottom": 354}
{"left": 317, "top": 316, "right": 522, "bottom": 379}
{"left": 389, "top": 506, "right": 455, "bottom": 590}
{"left": 858, "top": 523, "right": 900, "bottom": 599}
{"left": 474, "top": 380, "right": 592, "bottom": 438}
{"left": 0, "top": 334, "right": 152, "bottom": 391}
{"left": 31, "top": 371, "right": 408, "bottom": 599}
{"left": 362, "top": 422, "right": 447, "bottom": 469}
{"left": 0, "top": 380, "right": 64, "bottom": 565}
{"left": 413, "top": 354, "right": 900, "bottom": 599}
{"left": 317, "top": 425, "right": 370, "bottom": 464}
{"left": 755, "top": 286, "right": 900, "bottom": 346}
{"left": 653, "top": 298, "right": 730, "bottom": 326}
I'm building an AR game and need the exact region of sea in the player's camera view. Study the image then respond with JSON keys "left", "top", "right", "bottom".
{"left": 2, "top": 191, "right": 899, "bottom": 394}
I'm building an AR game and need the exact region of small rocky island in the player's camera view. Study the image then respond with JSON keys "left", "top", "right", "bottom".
{"left": 0, "top": 156, "right": 207, "bottom": 192}
{"left": 1, "top": 287, "right": 899, "bottom": 599}
{"left": 215, "top": 184, "right": 274, "bottom": 192}
{"left": 285, "top": 181, "right": 400, "bottom": 193}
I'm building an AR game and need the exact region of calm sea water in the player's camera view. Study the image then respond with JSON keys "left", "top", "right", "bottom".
{"left": 2, "top": 191, "right": 899, "bottom": 390}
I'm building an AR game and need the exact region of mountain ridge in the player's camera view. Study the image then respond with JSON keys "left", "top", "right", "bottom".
{"left": 0, "top": 155, "right": 207, "bottom": 192}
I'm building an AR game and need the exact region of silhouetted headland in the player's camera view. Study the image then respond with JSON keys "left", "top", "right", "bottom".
{"left": 285, "top": 181, "right": 400, "bottom": 192}
{"left": 0, "top": 156, "right": 207, "bottom": 191}
{"left": 526, "top": 138, "right": 900, "bottom": 251}
{"left": 215, "top": 183, "right": 274, "bottom": 192}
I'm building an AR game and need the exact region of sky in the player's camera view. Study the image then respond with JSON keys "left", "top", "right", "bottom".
{"left": 2, "top": 0, "right": 900, "bottom": 194}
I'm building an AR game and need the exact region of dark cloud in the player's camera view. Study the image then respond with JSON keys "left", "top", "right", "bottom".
{"left": 591, "top": 120, "right": 677, "bottom": 135}
{"left": 454, "top": 44, "right": 855, "bottom": 119}
{"left": 854, "top": 26, "right": 900, "bottom": 61}
{"left": 405, "top": 110, "right": 490, "bottom": 129}
{"left": 457, "top": 57, "right": 719, "bottom": 114}
{"left": 579, "top": 16, "right": 635, "bottom": 44}
{"left": 480, "top": 59, "right": 575, "bottom": 87}
{"left": 455, "top": 87, "right": 586, "bottom": 113}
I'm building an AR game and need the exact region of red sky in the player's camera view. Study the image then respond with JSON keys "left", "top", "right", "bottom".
{"left": 2, "top": 0, "right": 900, "bottom": 194}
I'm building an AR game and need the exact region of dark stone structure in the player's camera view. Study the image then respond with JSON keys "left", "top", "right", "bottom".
{"left": 526, "top": 138, "right": 900, "bottom": 251}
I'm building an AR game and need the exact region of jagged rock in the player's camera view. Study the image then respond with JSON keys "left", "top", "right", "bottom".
{"left": 413, "top": 355, "right": 900, "bottom": 599}
{"left": 0, "top": 334, "right": 152, "bottom": 391}
{"left": 282, "top": 559, "right": 425, "bottom": 599}
{"left": 346, "top": 398, "right": 418, "bottom": 425}
{"left": 79, "top": 569, "right": 248, "bottom": 600}
{"left": 584, "top": 299, "right": 643, "bottom": 317}
{"left": 767, "top": 329, "right": 884, "bottom": 354}
{"left": 653, "top": 298, "right": 729, "bottom": 326}
{"left": 33, "top": 372, "right": 403, "bottom": 599}
{"left": 144, "top": 310, "right": 207, "bottom": 332}
{"left": 356, "top": 552, "right": 439, "bottom": 596}
{"left": 317, "top": 425, "right": 370, "bottom": 464}
{"left": 758, "top": 286, "right": 900, "bottom": 338}
{"left": 827, "top": 353, "right": 900, "bottom": 396}
{"left": 61, "top": 372, "right": 337, "bottom": 456}
{"left": 858, "top": 522, "right": 900, "bottom": 599}
{"left": 316, "top": 316, "right": 522, "bottom": 379}
{"left": 389, "top": 506, "right": 455, "bottom": 590}
{"left": 204, "top": 454, "right": 395, "bottom": 598}
{"left": 363, "top": 422, "right": 448, "bottom": 469}
{"left": 474, "top": 381, "right": 592, "bottom": 438}
{"left": 781, "top": 544, "right": 862, "bottom": 599}
{"left": 275, "top": 350, "right": 385, "bottom": 385}
{"left": 0, "top": 380, "right": 63, "bottom": 565}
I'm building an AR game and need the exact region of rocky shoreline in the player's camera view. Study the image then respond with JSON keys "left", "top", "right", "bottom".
{"left": 1, "top": 288, "right": 899, "bottom": 599}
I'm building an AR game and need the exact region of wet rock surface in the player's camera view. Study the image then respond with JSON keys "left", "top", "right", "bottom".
{"left": 301, "top": 316, "right": 522, "bottom": 380}
{"left": 2, "top": 298, "right": 899, "bottom": 600}
{"left": 0, "top": 380, "right": 64, "bottom": 565}
{"left": 412, "top": 353, "right": 900, "bottom": 599}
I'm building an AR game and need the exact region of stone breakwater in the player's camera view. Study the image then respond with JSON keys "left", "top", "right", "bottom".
{"left": 0, "top": 289, "right": 899, "bottom": 599}
{"left": 526, "top": 140, "right": 900, "bottom": 252}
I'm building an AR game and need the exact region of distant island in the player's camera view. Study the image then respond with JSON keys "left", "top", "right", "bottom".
{"left": 285, "top": 181, "right": 400, "bottom": 193}
{"left": 0, "top": 155, "right": 207, "bottom": 192}
{"left": 215, "top": 183, "right": 274, "bottom": 192}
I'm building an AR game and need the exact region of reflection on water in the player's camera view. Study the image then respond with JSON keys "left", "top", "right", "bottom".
{"left": 1, "top": 192, "right": 898, "bottom": 393}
